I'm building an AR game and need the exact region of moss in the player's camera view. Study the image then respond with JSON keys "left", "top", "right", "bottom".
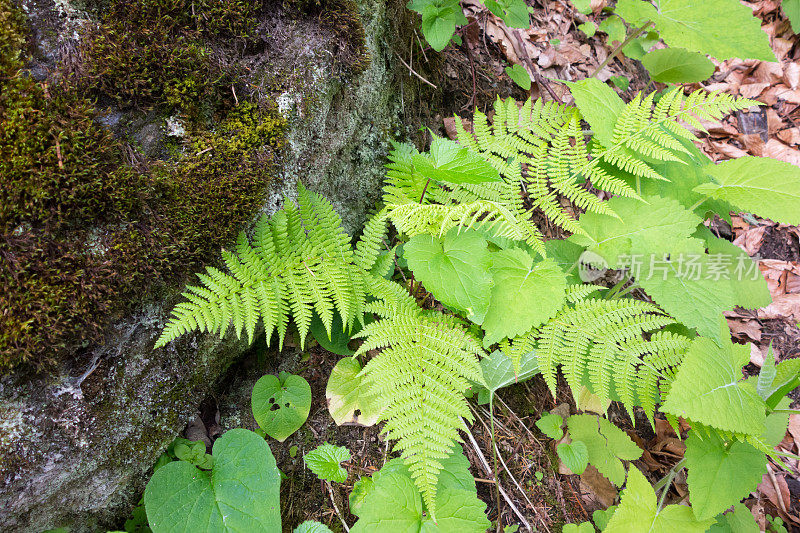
{"left": 0, "top": 0, "right": 26, "bottom": 76}
{"left": 78, "top": 0, "right": 259, "bottom": 116}
{"left": 0, "top": 0, "right": 286, "bottom": 373}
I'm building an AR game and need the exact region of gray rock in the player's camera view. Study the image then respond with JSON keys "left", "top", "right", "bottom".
{"left": 0, "top": 0, "right": 415, "bottom": 531}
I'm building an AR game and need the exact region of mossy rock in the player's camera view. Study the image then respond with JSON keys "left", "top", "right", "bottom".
{"left": 0, "top": 0, "right": 422, "bottom": 530}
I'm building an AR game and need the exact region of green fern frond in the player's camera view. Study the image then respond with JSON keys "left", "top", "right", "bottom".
{"left": 155, "top": 184, "right": 370, "bottom": 350}
{"left": 354, "top": 309, "right": 486, "bottom": 520}
{"left": 508, "top": 288, "right": 689, "bottom": 421}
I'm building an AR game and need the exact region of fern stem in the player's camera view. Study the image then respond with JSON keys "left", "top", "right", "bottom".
{"left": 419, "top": 178, "right": 432, "bottom": 204}
{"left": 653, "top": 457, "right": 687, "bottom": 511}
{"left": 590, "top": 21, "right": 654, "bottom": 79}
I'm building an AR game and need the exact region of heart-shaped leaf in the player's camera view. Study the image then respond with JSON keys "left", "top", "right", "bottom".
{"left": 557, "top": 441, "right": 589, "bottom": 475}
{"left": 641, "top": 48, "right": 715, "bottom": 83}
{"left": 252, "top": 371, "right": 311, "bottom": 442}
{"left": 304, "top": 443, "right": 351, "bottom": 483}
{"left": 144, "top": 429, "right": 281, "bottom": 532}
{"left": 536, "top": 413, "right": 564, "bottom": 440}
{"left": 325, "top": 358, "right": 382, "bottom": 426}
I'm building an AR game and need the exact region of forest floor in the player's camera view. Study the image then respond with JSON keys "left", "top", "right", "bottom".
{"left": 185, "top": 0, "right": 800, "bottom": 531}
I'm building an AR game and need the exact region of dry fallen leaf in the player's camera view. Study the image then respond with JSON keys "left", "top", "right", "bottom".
{"left": 728, "top": 318, "right": 763, "bottom": 342}
{"left": 758, "top": 293, "right": 800, "bottom": 321}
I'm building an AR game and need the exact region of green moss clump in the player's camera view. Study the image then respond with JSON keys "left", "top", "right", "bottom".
{"left": 0, "top": 0, "right": 286, "bottom": 373}
{"left": 79, "top": 0, "right": 259, "bottom": 115}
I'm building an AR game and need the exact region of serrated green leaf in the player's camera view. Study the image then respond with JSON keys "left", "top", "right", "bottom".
{"left": 634, "top": 238, "right": 735, "bottom": 342}
{"left": 536, "top": 413, "right": 564, "bottom": 439}
{"left": 488, "top": 0, "right": 530, "bottom": 27}
{"left": 413, "top": 136, "right": 502, "bottom": 185}
{"left": 420, "top": 2, "right": 461, "bottom": 52}
{"left": 616, "top": 0, "right": 775, "bottom": 61}
{"left": 144, "top": 429, "right": 281, "bottom": 533}
{"left": 304, "top": 443, "right": 351, "bottom": 483}
{"left": 252, "top": 372, "right": 312, "bottom": 442}
{"left": 481, "top": 251, "right": 566, "bottom": 345}
{"left": 405, "top": 228, "right": 493, "bottom": 322}
{"left": 761, "top": 358, "right": 800, "bottom": 409}
{"left": 567, "top": 414, "right": 642, "bottom": 486}
{"left": 567, "top": 78, "right": 626, "bottom": 147}
{"left": 475, "top": 349, "right": 540, "bottom": 403}
{"left": 294, "top": 521, "right": 334, "bottom": 533}
{"left": 557, "top": 441, "right": 589, "bottom": 475}
{"left": 569, "top": 195, "right": 701, "bottom": 266}
{"left": 684, "top": 430, "right": 766, "bottom": 520}
{"left": 578, "top": 21, "right": 597, "bottom": 37}
{"left": 695, "top": 157, "right": 800, "bottom": 225}
{"left": 350, "top": 468, "right": 490, "bottom": 533}
{"left": 641, "top": 48, "right": 715, "bottom": 83}
{"left": 661, "top": 337, "right": 767, "bottom": 436}
{"left": 505, "top": 64, "right": 532, "bottom": 90}
{"left": 326, "top": 358, "right": 383, "bottom": 426}
{"left": 593, "top": 506, "right": 617, "bottom": 530}
{"left": 702, "top": 234, "right": 771, "bottom": 310}
{"left": 708, "top": 503, "right": 759, "bottom": 533}
{"left": 604, "top": 467, "right": 715, "bottom": 532}
{"left": 757, "top": 344, "right": 778, "bottom": 400}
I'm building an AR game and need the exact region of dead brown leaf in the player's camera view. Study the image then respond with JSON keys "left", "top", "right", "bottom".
{"left": 579, "top": 465, "right": 617, "bottom": 508}
{"left": 728, "top": 318, "right": 763, "bottom": 342}
{"left": 758, "top": 293, "right": 800, "bottom": 321}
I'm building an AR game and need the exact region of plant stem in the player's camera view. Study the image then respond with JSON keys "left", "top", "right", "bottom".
{"left": 325, "top": 480, "right": 350, "bottom": 532}
{"left": 654, "top": 457, "right": 687, "bottom": 511}
{"left": 419, "top": 178, "right": 432, "bottom": 204}
{"left": 590, "top": 21, "right": 654, "bottom": 78}
{"left": 489, "top": 395, "right": 503, "bottom": 532}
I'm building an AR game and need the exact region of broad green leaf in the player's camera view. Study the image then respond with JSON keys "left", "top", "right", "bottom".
{"left": 405, "top": 228, "right": 493, "bottom": 322}
{"left": 661, "top": 337, "right": 767, "bottom": 436}
{"left": 567, "top": 414, "right": 642, "bottom": 486}
{"left": 485, "top": 0, "right": 530, "bottom": 27}
{"left": 412, "top": 136, "right": 502, "bottom": 185}
{"left": 570, "top": 0, "right": 592, "bottom": 14}
{"left": 294, "top": 521, "right": 335, "bottom": 533}
{"left": 350, "top": 472, "right": 490, "bottom": 532}
{"left": 144, "top": 429, "right": 281, "bottom": 533}
{"left": 622, "top": 30, "right": 660, "bottom": 60}
{"left": 634, "top": 238, "right": 735, "bottom": 342}
{"left": 569, "top": 195, "right": 701, "bottom": 267}
{"left": 557, "top": 441, "right": 589, "bottom": 475}
{"left": 757, "top": 344, "right": 778, "bottom": 400}
{"left": 763, "top": 397, "right": 791, "bottom": 447}
{"left": 310, "top": 313, "right": 357, "bottom": 356}
{"left": 535, "top": 413, "right": 564, "bottom": 439}
{"left": 475, "top": 349, "right": 540, "bottom": 403}
{"left": 761, "top": 358, "right": 800, "bottom": 409}
{"left": 252, "top": 372, "right": 312, "bottom": 442}
{"left": 785, "top": 0, "right": 800, "bottom": 33}
{"left": 579, "top": 21, "right": 597, "bottom": 37}
{"left": 703, "top": 234, "right": 770, "bottom": 310}
{"left": 604, "top": 467, "right": 715, "bottom": 532}
{"left": 684, "top": 430, "right": 766, "bottom": 520}
{"left": 304, "top": 443, "right": 351, "bottom": 483}
{"left": 419, "top": 1, "right": 465, "bottom": 52}
{"left": 708, "top": 503, "right": 759, "bottom": 533}
{"left": 598, "top": 15, "right": 627, "bottom": 44}
{"left": 567, "top": 78, "right": 626, "bottom": 147}
{"left": 615, "top": 0, "right": 775, "bottom": 61}
{"left": 695, "top": 157, "right": 800, "bottom": 225}
{"left": 326, "top": 357, "right": 382, "bottom": 426}
{"left": 641, "top": 48, "right": 715, "bottom": 83}
{"left": 173, "top": 440, "right": 213, "bottom": 470}
{"left": 563, "top": 523, "right": 595, "bottom": 533}
{"left": 481, "top": 251, "right": 566, "bottom": 345}
{"left": 349, "top": 477, "right": 374, "bottom": 517}
{"left": 505, "top": 64, "right": 532, "bottom": 90}
{"left": 593, "top": 507, "right": 617, "bottom": 530}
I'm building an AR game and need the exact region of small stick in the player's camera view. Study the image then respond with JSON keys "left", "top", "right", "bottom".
{"left": 231, "top": 85, "right": 239, "bottom": 106}
{"left": 395, "top": 52, "right": 438, "bottom": 89}
{"left": 54, "top": 135, "right": 64, "bottom": 170}
{"left": 325, "top": 480, "right": 350, "bottom": 532}
{"left": 463, "top": 420, "right": 534, "bottom": 532}
{"left": 590, "top": 21, "right": 653, "bottom": 79}
{"left": 767, "top": 464, "right": 790, "bottom": 517}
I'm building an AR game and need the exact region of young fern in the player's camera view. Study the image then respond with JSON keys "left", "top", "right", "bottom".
{"left": 507, "top": 287, "right": 690, "bottom": 422}
{"left": 354, "top": 303, "right": 486, "bottom": 519}
{"left": 155, "top": 184, "right": 370, "bottom": 351}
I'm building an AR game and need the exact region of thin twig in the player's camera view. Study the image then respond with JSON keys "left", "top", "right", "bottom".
{"left": 767, "top": 464, "right": 790, "bottom": 517}
{"left": 325, "top": 481, "right": 350, "bottom": 532}
{"left": 513, "top": 30, "right": 562, "bottom": 104}
{"left": 395, "top": 52, "right": 437, "bottom": 89}
{"left": 590, "top": 21, "right": 653, "bottom": 78}
{"left": 463, "top": 421, "right": 534, "bottom": 532}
